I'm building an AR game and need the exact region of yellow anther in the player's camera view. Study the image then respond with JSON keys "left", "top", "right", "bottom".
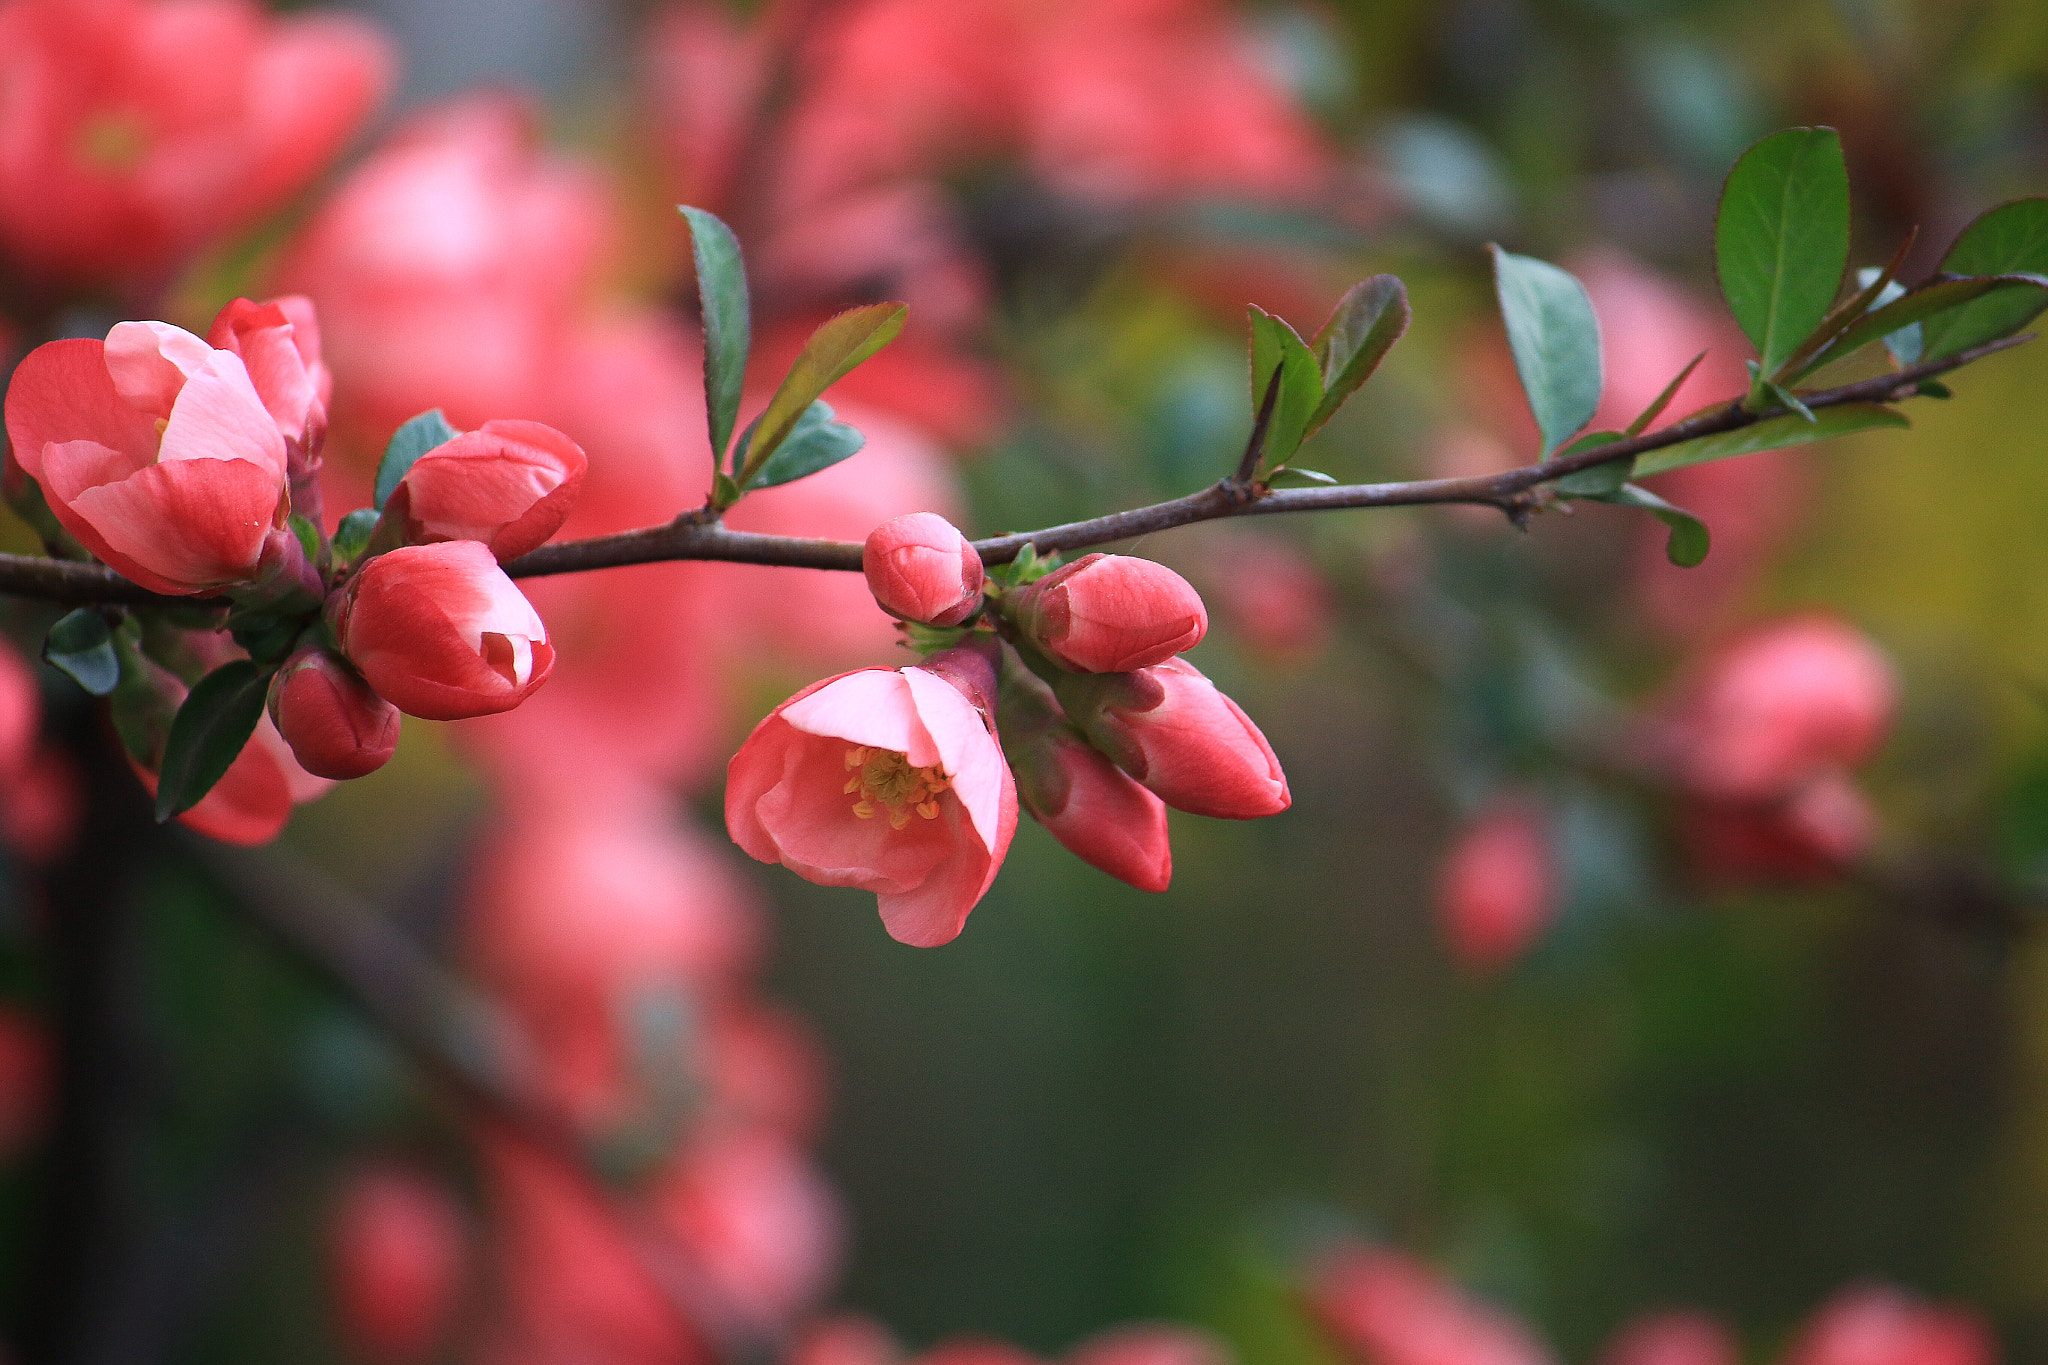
{"left": 916, "top": 801, "right": 939, "bottom": 820}
{"left": 839, "top": 746, "right": 950, "bottom": 830}
{"left": 889, "top": 809, "right": 912, "bottom": 830}
{"left": 843, "top": 775, "right": 861, "bottom": 794}
{"left": 852, "top": 800, "right": 876, "bottom": 819}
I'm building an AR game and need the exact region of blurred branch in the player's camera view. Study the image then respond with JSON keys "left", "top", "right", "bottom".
{"left": 188, "top": 839, "right": 784, "bottom": 1365}
{"left": 0, "top": 334, "right": 2026, "bottom": 604}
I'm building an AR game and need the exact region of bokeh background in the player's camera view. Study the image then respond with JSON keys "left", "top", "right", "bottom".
{"left": 4, "top": 0, "right": 2048, "bottom": 1361}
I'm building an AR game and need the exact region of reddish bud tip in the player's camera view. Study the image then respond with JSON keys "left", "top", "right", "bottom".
{"left": 1011, "top": 554, "right": 1207, "bottom": 673}
{"left": 270, "top": 648, "right": 402, "bottom": 780}
{"left": 863, "top": 512, "right": 984, "bottom": 626}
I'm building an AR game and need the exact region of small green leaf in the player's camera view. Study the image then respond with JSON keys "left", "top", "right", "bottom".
{"left": 154, "top": 660, "right": 271, "bottom": 822}
{"left": 1305, "top": 275, "right": 1409, "bottom": 437}
{"left": 1771, "top": 231, "right": 1916, "bottom": 382}
{"left": 735, "top": 303, "right": 906, "bottom": 492}
{"left": 1917, "top": 380, "right": 1952, "bottom": 399}
{"left": 710, "top": 472, "right": 743, "bottom": 510}
{"left": 1633, "top": 402, "right": 1907, "bottom": 477}
{"left": 373, "top": 410, "right": 460, "bottom": 510}
{"left": 1764, "top": 380, "right": 1817, "bottom": 422}
{"left": 1264, "top": 466, "right": 1339, "bottom": 489}
{"left": 43, "top": 609, "right": 119, "bottom": 696}
{"left": 1921, "top": 198, "right": 2048, "bottom": 358}
{"left": 679, "top": 206, "right": 751, "bottom": 466}
{"left": 1489, "top": 246, "right": 1603, "bottom": 457}
{"left": 748, "top": 401, "right": 866, "bottom": 489}
{"left": 1714, "top": 128, "right": 1851, "bottom": 375}
{"left": 1247, "top": 306, "right": 1323, "bottom": 469}
{"left": 1626, "top": 353, "right": 1706, "bottom": 436}
{"left": 1593, "top": 484, "right": 1711, "bottom": 566}
{"left": 1802, "top": 273, "right": 2048, "bottom": 375}
{"left": 332, "top": 508, "right": 380, "bottom": 563}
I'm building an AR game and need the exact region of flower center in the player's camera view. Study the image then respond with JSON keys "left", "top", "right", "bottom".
{"left": 843, "top": 746, "right": 948, "bottom": 830}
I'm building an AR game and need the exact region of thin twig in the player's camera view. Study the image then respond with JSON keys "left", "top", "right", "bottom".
{"left": 0, "top": 334, "right": 2026, "bottom": 604}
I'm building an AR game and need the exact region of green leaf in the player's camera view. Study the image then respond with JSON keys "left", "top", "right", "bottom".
{"left": 1594, "top": 484, "right": 1711, "bottom": 566}
{"left": 1305, "top": 275, "right": 1409, "bottom": 437}
{"left": 331, "top": 507, "right": 380, "bottom": 564}
{"left": 1714, "top": 127, "right": 1850, "bottom": 376}
{"left": 1489, "top": 246, "right": 1603, "bottom": 457}
{"left": 734, "top": 303, "right": 906, "bottom": 491}
{"left": 1771, "top": 231, "right": 1916, "bottom": 382}
{"left": 1803, "top": 273, "right": 2048, "bottom": 375}
{"left": 373, "top": 410, "right": 460, "bottom": 510}
{"left": 1764, "top": 380, "right": 1817, "bottom": 422}
{"left": 43, "top": 608, "right": 119, "bottom": 696}
{"left": 1626, "top": 353, "right": 1706, "bottom": 436}
{"left": 1247, "top": 306, "right": 1323, "bottom": 469}
{"left": 1264, "top": 466, "right": 1339, "bottom": 489}
{"left": 1920, "top": 198, "right": 2048, "bottom": 358}
{"left": 1551, "top": 431, "right": 1632, "bottom": 495}
{"left": 1917, "top": 380, "right": 1952, "bottom": 399}
{"left": 1633, "top": 402, "right": 1907, "bottom": 477}
{"left": 710, "top": 472, "right": 743, "bottom": 509}
{"left": 153, "top": 660, "right": 271, "bottom": 822}
{"left": 748, "top": 401, "right": 866, "bottom": 489}
{"left": 679, "top": 206, "right": 751, "bottom": 466}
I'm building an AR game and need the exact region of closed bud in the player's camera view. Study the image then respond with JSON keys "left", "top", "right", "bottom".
{"left": 270, "top": 647, "right": 402, "bottom": 779}
{"left": 1055, "top": 658, "right": 1287, "bottom": 819}
{"left": 390, "top": 419, "right": 587, "bottom": 562}
{"left": 998, "top": 655, "right": 1170, "bottom": 891}
{"left": 863, "top": 512, "right": 984, "bottom": 626}
{"left": 335, "top": 541, "right": 554, "bottom": 721}
{"left": 1009, "top": 553, "right": 1207, "bottom": 673}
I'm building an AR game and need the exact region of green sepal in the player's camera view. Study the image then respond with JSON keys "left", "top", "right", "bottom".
{"left": 331, "top": 508, "right": 381, "bottom": 565}
{"left": 43, "top": 608, "right": 120, "bottom": 696}
{"left": 153, "top": 659, "right": 273, "bottom": 822}
{"left": 373, "top": 409, "right": 460, "bottom": 510}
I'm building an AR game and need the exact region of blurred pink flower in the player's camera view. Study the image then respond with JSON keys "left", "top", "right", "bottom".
{"left": 1598, "top": 1313, "right": 1739, "bottom": 1365}
{"left": 1199, "top": 537, "right": 1333, "bottom": 659}
{"left": 330, "top": 1162, "right": 467, "bottom": 1365}
{"left": 1309, "top": 1244, "right": 1555, "bottom": 1365}
{"left": 1784, "top": 1286, "right": 1994, "bottom": 1365}
{"left": 0, "top": 0, "right": 392, "bottom": 289}
{"left": 1436, "top": 798, "right": 1558, "bottom": 974}
{"left": 0, "top": 1004, "right": 48, "bottom": 1163}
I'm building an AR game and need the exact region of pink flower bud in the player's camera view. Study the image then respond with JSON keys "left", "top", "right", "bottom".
{"left": 1308, "top": 1245, "right": 1554, "bottom": 1365}
{"left": 330, "top": 1163, "right": 465, "bottom": 1365}
{"left": 1662, "top": 615, "right": 1896, "bottom": 802}
{"left": 336, "top": 541, "right": 554, "bottom": 721}
{"left": 1010, "top": 553, "right": 1207, "bottom": 673}
{"left": 390, "top": 419, "right": 588, "bottom": 562}
{"left": 207, "top": 295, "right": 331, "bottom": 455}
{"left": 998, "top": 657, "right": 1170, "bottom": 891}
{"left": 1058, "top": 658, "right": 1287, "bottom": 819}
{"left": 4, "top": 325, "right": 290, "bottom": 594}
{"left": 863, "top": 512, "right": 984, "bottom": 626}
{"left": 1436, "top": 800, "right": 1557, "bottom": 973}
{"left": 1598, "top": 1314, "right": 1738, "bottom": 1365}
{"left": 725, "top": 645, "right": 1018, "bottom": 947}
{"left": 270, "top": 648, "right": 402, "bottom": 780}
{"left": 1785, "top": 1286, "right": 1993, "bottom": 1365}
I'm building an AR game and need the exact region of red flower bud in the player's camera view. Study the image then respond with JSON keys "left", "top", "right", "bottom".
{"left": 330, "top": 1163, "right": 465, "bottom": 1365}
{"left": 1784, "top": 1286, "right": 1993, "bottom": 1365}
{"left": 390, "top": 419, "right": 587, "bottom": 562}
{"left": 1435, "top": 800, "right": 1556, "bottom": 974}
{"left": 1057, "top": 658, "right": 1287, "bottom": 819}
{"left": 863, "top": 512, "right": 984, "bottom": 626}
{"left": 1599, "top": 1314, "right": 1737, "bottom": 1365}
{"left": 270, "top": 647, "right": 402, "bottom": 779}
{"left": 336, "top": 541, "right": 555, "bottom": 720}
{"left": 998, "top": 657, "right": 1170, "bottom": 891}
{"left": 1010, "top": 553, "right": 1207, "bottom": 673}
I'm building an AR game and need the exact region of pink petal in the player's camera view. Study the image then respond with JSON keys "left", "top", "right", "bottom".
{"left": 902, "top": 667, "right": 1005, "bottom": 852}
{"left": 157, "top": 352, "right": 288, "bottom": 482}
{"left": 104, "top": 322, "right": 213, "bottom": 420}
{"left": 751, "top": 723, "right": 954, "bottom": 893}
{"left": 2, "top": 340, "right": 160, "bottom": 484}
{"left": 72, "top": 457, "right": 280, "bottom": 589}
{"left": 781, "top": 670, "right": 935, "bottom": 765}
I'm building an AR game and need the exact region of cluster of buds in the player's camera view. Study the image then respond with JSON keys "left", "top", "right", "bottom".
{"left": 725, "top": 512, "right": 1289, "bottom": 946}
{"left": 2, "top": 296, "right": 583, "bottom": 835}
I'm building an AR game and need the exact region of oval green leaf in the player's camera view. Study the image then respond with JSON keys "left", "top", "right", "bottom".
{"left": 43, "top": 608, "right": 119, "bottom": 696}
{"left": 1920, "top": 198, "right": 2048, "bottom": 359}
{"left": 735, "top": 303, "right": 906, "bottom": 494}
{"left": 154, "top": 660, "right": 271, "bottom": 822}
{"left": 373, "top": 409, "right": 460, "bottom": 510}
{"left": 1490, "top": 246, "right": 1603, "bottom": 457}
{"left": 1714, "top": 128, "right": 1850, "bottom": 375}
{"left": 1306, "top": 275, "right": 1410, "bottom": 437}
{"left": 680, "top": 206, "right": 751, "bottom": 466}
{"left": 1248, "top": 306, "right": 1322, "bottom": 470}
{"left": 749, "top": 401, "right": 868, "bottom": 489}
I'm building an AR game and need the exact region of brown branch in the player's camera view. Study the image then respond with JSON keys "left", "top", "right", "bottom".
{"left": 188, "top": 839, "right": 783, "bottom": 1365}
{"left": 0, "top": 334, "right": 2027, "bottom": 605}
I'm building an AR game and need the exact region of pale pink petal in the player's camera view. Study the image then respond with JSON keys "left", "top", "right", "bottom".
{"left": 875, "top": 827, "right": 994, "bottom": 947}
{"left": 781, "top": 671, "right": 935, "bottom": 765}
{"left": 104, "top": 322, "right": 214, "bottom": 419}
{"left": 2, "top": 340, "right": 160, "bottom": 483}
{"left": 72, "top": 458, "right": 279, "bottom": 588}
{"left": 157, "top": 352, "right": 288, "bottom": 481}
{"left": 902, "top": 667, "right": 1004, "bottom": 852}
{"left": 752, "top": 728, "right": 954, "bottom": 893}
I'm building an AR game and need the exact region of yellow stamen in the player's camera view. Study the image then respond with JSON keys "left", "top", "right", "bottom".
{"left": 839, "top": 746, "right": 949, "bottom": 830}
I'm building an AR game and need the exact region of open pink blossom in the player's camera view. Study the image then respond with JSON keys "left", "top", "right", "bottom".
{"left": 4, "top": 323, "right": 292, "bottom": 594}
{"left": 725, "top": 647, "right": 1018, "bottom": 947}
{"left": 0, "top": 0, "right": 392, "bottom": 288}
{"left": 335, "top": 541, "right": 555, "bottom": 721}
{"left": 389, "top": 419, "right": 587, "bottom": 562}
